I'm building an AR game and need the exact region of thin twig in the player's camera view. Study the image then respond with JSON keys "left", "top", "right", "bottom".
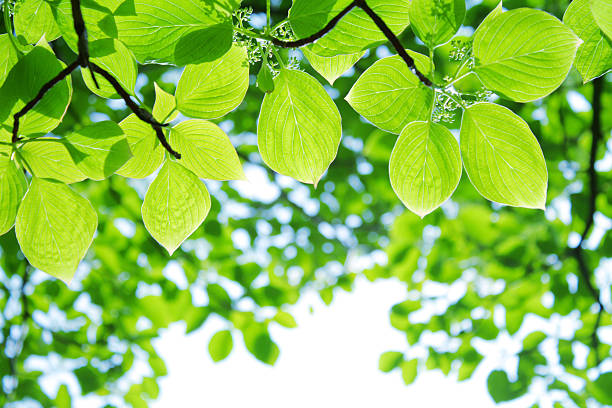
{"left": 70, "top": 0, "right": 99, "bottom": 88}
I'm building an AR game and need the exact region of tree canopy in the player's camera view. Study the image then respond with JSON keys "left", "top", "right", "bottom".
{"left": 0, "top": 0, "right": 611, "bottom": 406}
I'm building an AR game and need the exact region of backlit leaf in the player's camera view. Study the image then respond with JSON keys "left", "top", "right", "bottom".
{"left": 19, "top": 139, "right": 86, "bottom": 184}
{"left": 302, "top": 47, "right": 364, "bottom": 85}
{"left": 0, "top": 158, "right": 28, "bottom": 235}
{"left": 409, "top": 0, "right": 465, "bottom": 48}
{"left": 208, "top": 330, "right": 233, "bottom": 362}
{"left": 116, "top": 114, "right": 165, "bottom": 179}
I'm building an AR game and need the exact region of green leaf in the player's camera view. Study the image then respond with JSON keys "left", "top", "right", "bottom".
{"left": 54, "top": 384, "right": 71, "bottom": 408}
{"left": 14, "top": 0, "right": 61, "bottom": 44}
{"left": 141, "top": 160, "right": 211, "bottom": 254}
{"left": 116, "top": 115, "right": 165, "bottom": 179}
{"left": 473, "top": 8, "right": 581, "bottom": 102}
{"left": 487, "top": 370, "right": 528, "bottom": 403}
{"left": 590, "top": 0, "right": 612, "bottom": 39}
{"left": 176, "top": 45, "right": 249, "bottom": 119}
{"left": 460, "top": 103, "right": 548, "bottom": 209}
{"left": 379, "top": 351, "right": 404, "bottom": 373}
{"left": 273, "top": 311, "right": 297, "bottom": 328}
{"left": 256, "top": 63, "right": 275, "bottom": 93}
{"left": 152, "top": 83, "right": 178, "bottom": 123}
{"left": 400, "top": 359, "right": 418, "bottom": 385}
{"left": 0, "top": 158, "right": 28, "bottom": 235}
{"left": 64, "top": 121, "right": 131, "bottom": 180}
{"left": 0, "top": 45, "right": 72, "bottom": 136}
{"left": 522, "top": 331, "right": 547, "bottom": 350}
{"left": 409, "top": 0, "right": 465, "bottom": 48}
{"left": 19, "top": 139, "right": 86, "bottom": 184}
{"left": 15, "top": 178, "right": 98, "bottom": 282}
{"left": 564, "top": 0, "right": 612, "bottom": 83}
{"left": 170, "top": 119, "right": 245, "bottom": 181}
{"left": 289, "top": 0, "right": 411, "bottom": 57}
{"left": 116, "top": 0, "right": 233, "bottom": 65}
{"left": 243, "top": 324, "right": 279, "bottom": 365}
{"left": 346, "top": 51, "right": 434, "bottom": 134}
{"left": 82, "top": 39, "right": 138, "bottom": 99}
{"left": 0, "top": 34, "right": 20, "bottom": 88}
{"left": 258, "top": 69, "right": 342, "bottom": 186}
{"left": 587, "top": 372, "right": 612, "bottom": 404}
{"left": 208, "top": 330, "right": 233, "bottom": 362}
{"left": 302, "top": 47, "right": 364, "bottom": 85}
{"left": 51, "top": 0, "right": 117, "bottom": 51}
{"left": 389, "top": 121, "right": 461, "bottom": 217}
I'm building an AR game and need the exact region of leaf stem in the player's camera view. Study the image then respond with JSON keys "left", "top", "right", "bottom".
{"left": 3, "top": 1, "right": 23, "bottom": 55}
{"left": 266, "top": 0, "right": 271, "bottom": 32}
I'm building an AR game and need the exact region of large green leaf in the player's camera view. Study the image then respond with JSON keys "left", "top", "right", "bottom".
{"left": 82, "top": 39, "right": 138, "bottom": 99}
{"left": 390, "top": 121, "right": 462, "bottom": 217}
{"left": 460, "top": 103, "right": 548, "bottom": 209}
{"left": 409, "top": 0, "right": 465, "bottom": 48}
{"left": 302, "top": 47, "right": 364, "bottom": 85}
{"left": 51, "top": 0, "right": 117, "bottom": 51}
{"left": 0, "top": 158, "right": 28, "bottom": 235}
{"left": 208, "top": 330, "right": 233, "bottom": 362}
{"left": 116, "top": 0, "right": 234, "bottom": 65}
{"left": 170, "top": 120, "right": 245, "bottom": 181}
{"left": 141, "top": 160, "right": 211, "bottom": 254}
{"left": 587, "top": 372, "right": 612, "bottom": 405}
{"left": 473, "top": 8, "right": 581, "bottom": 102}
{"left": 0, "top": 45, "right": 72, "bottom": 136}
{"left": 64, "top": 121, "right": 131, "bottom": 180}
{"left": 116, "top": 115, "right": 165, "bottom": 179}
{"left": 590, "top": 0, "right": 612, "bottom": 39}
{"left": 258, "top": 69, "right": 342, "bottom": 186}
{"left": 18, "top": 139, "right": 86, "bottom": 184}
{"left": 176, "top": 45, "right": 249, "bottom": 119}
{"left": 0, "top": 34, "right": 19, "bottom": 88}
{"left": 346, "top": 51, "right": 434, "bottom": 134}
{"left": 14, "top": 0, "right": 61, "bottom": 44}
{"left": 15, "top": 178, "right": 98, "bottom": 282}
{"left": 242, "top": 323, "right": 279, "bottom": 365}
{"left": 487, "top": 370, "right": 528, "bottom": 403}
{"left": 289, "top": 0, "right": 411, "bottom": 57}
{"left": 564, "top": 0, "right": 612, "bottom": 83}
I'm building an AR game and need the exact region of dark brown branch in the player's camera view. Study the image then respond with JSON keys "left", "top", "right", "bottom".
{"left": 271, "top": 1, "right": 358, "bottom": 48}
{"left": 571, "top": 76, "right": 605, "bottom": 365}
{"left": 355, "top": 0, "right": 432, "bottom": 86}
{"left": 90, "top": 63, "right": 180, "bottom": 159}
{"left": 270, "top": 0, "right": 432, "bottom": 87}
{"left": 12, "top": 61, "right": 80, "bottom": 143}
{"left": 70, "top": 0, "right": 99, "bottom": 88}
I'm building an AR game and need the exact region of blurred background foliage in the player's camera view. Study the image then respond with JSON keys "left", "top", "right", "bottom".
{"left": 1, "top": 0, "right": 611, "bottom": 406}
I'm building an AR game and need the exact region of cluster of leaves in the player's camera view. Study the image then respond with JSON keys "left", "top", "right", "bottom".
{"left": 0, "top": 0, "right": 610, "bottom": 406}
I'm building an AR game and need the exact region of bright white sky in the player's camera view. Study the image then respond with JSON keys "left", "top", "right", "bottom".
{"left": 151, "top": 278, "right": 513, "bottom": 408}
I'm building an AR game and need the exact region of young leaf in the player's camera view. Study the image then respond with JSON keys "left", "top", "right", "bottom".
{"left": 0, "top": 34, "right": 20, "bottom": 88}
{"left": 409, "top": 0, "right": 465, "bottom": 48}
{"left": 141, "top": 160, "right": 211, "bottom": 254}
{"left": 390, "top": 121, "right": 462, "bottom": 217}
{"left": 0, "top": 158, "right": 28, "bottom": 235}
{"left": 590, "top": 0, "right": 612, "bottom": 40}
{"left": 15, "top": 178, "right": 98, "bottom": 283}
{"left": 63, "top": 121, "right": 131, "bottom": 180}
{"left": 176, "top": 45, "right": 249, "bottom": 120}
{"left": 473, "top": 8, "right": 581, "bottom": 102}
{"left": 116, "top": 0, "right": 234, "bottom": 65}
{"left": 273, "top": 311, "right": 297, "bottom": 328}
{"left": 289, "top": 0, "right": 411, "bottom": 57}
{"left": 379, "top": 351, "right": 404, "bottom": 373}
{"left": 82, "top": 39, "right": 138, "bottom": 99}
{"left": 19, "top": 139, "right": 86, "bottom": 184}
{"left": 0, "top": 45, "right": 72, "bottom": 136}
{"left": 152, "top": 83, "right": 178, "bottom": 123}
{"left": 258, "top": 69, "right": 342, "bottom": 186}
{"left": 116, "top": 115, "right": 165, "bottom": 179}
{"left": 14, "top": 0, "right": 61, "bottom": 44}
{"left": 564, "top": 0, "right": 612, "bottom": 83}
{"left": 208, "top": 330, "right": 233, "bottom": 362}
{"left": 256, "top": 64, "right": 275, "bottom": 93}
{"left": 460, "top": 103, "right": 548, "bottom": 209}
{"left": 302, "top": 47, "right": 364, "bottom": 85}
{"left": 242, "top": 324, "right": 279, "bottom": 365}
{"left": 346, "top": 51, "right": 434, "bottom": 134}
{"left": 170, "top": 119, "right": 245, "bottom": 181}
